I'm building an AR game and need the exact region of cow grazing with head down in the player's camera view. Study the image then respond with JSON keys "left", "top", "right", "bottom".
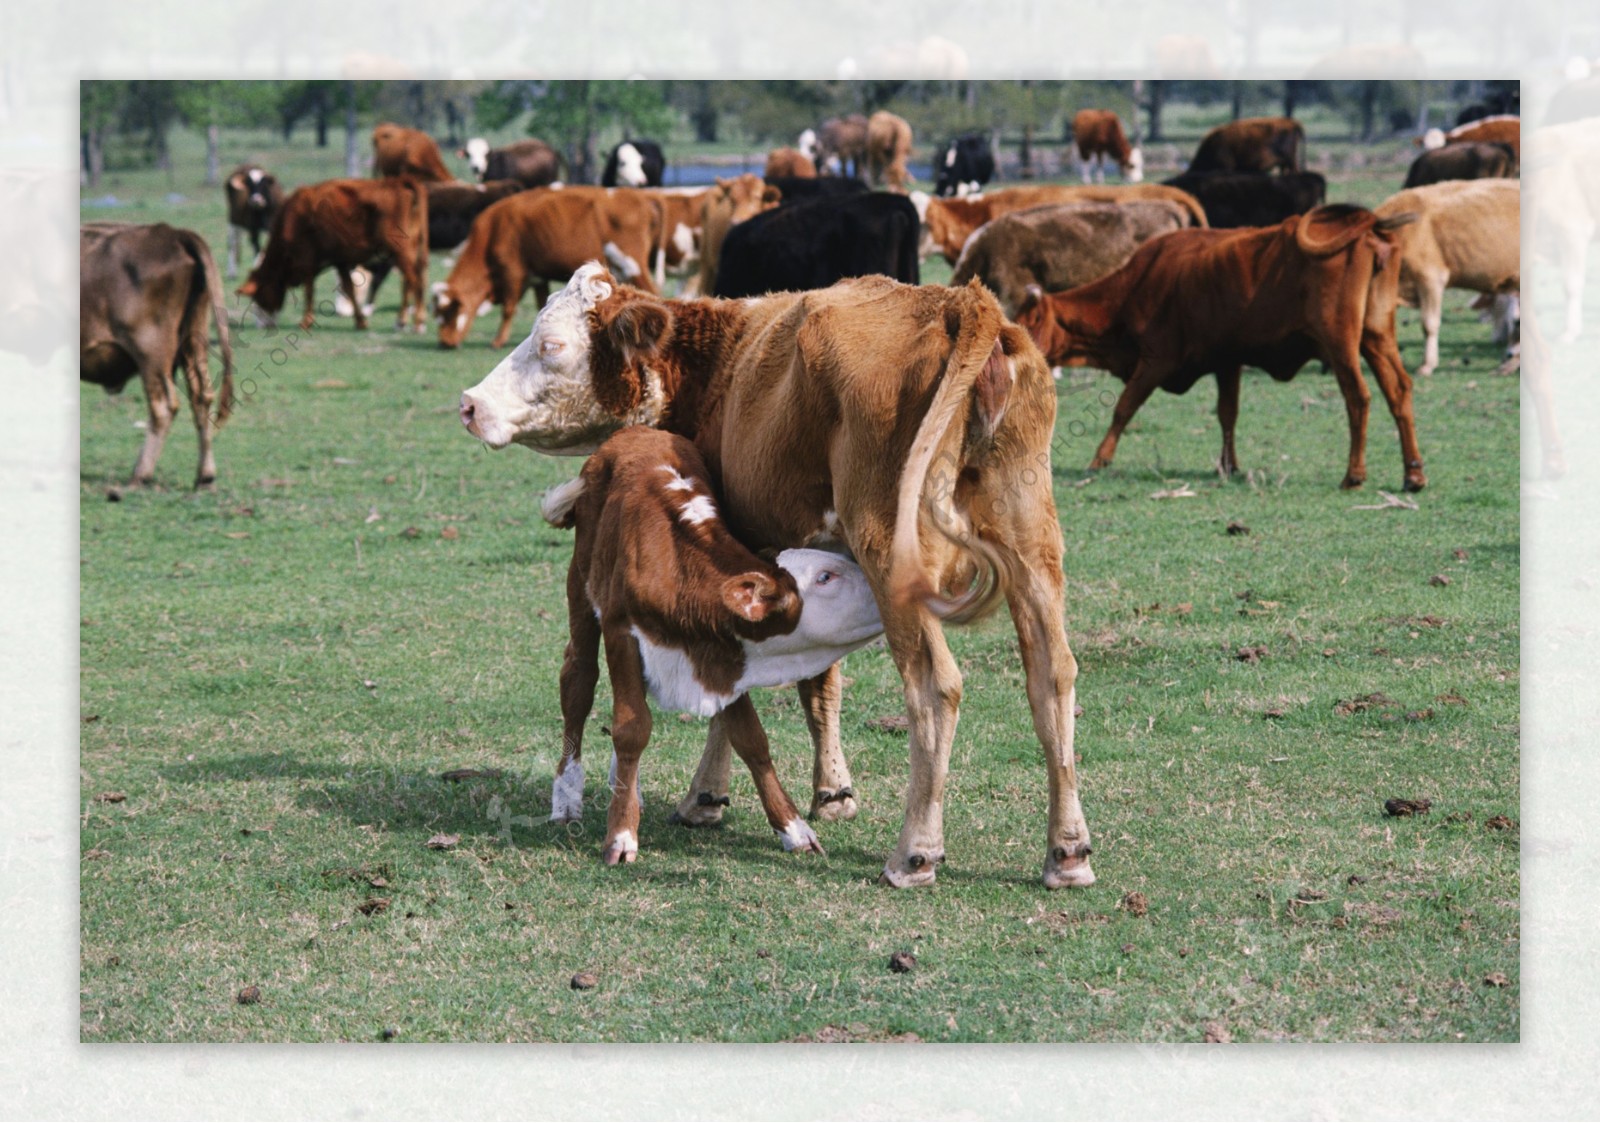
{"left": 933, "top": 133, "right": 996, "bottom": 197}
{"left": 543, "top": 424, "right": 884, "bottom": 864}
{"left": 1014, "top": 205, "right": 1425, "bottom": 491}
{"left": 460, "top": 137, "right": 564, "bottom": 188}
{"left": 866, "top": 111, "right": 915, "bottom": 191}
{"left": 1072, "top": 110, "right": 1144, "bottom": 183}
{"left": 1188, "top": 116, "right": 1306, "bottom": 174}
{"left": 1160, "top": 171, "right": 1326, "bottom": 228}
{"left": 80, "top": 222, "right": 235, "bottom": 488}
{"left": 764, "top": 147, "right": 817, "bottom": 179}
{"left": 461, "top": 264, "right": 1098, "bottom": 890}
{"left": 602, "top": 140, "right": 666, "bottom": 188}
{"left": 712, "top": 192, "right": 921, "bottom": 298}
{"left": 223, "top": 163, "right": 284, "bottom": 278}
{"left": 372, "top": 123, "right": 455, "bottom": 182}
{"left": 239, "top": 178, "right": 430, "bottom": 332}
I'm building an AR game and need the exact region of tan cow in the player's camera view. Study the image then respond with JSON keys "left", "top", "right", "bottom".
{"left": 461, "top": 264, "right": 1097, "bottom": 890}
{"left": 866, "top": 110, "right": 914, "bottom": 191}
{"left": 372, "top": 123, "right": 455, "bottom": 182}
{"left": 693, "top": 174, "right": 778, "bottom": 298}
{"left": 1375, "top": 179, "right": 1519, "bottom": 376}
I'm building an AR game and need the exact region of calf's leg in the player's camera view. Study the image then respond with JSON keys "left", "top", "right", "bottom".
{"left": 722, "top": 695, "right": 823, "bottom": 853}
{"left": 600, "top": 630, "right": 652, "bottom": 865}
{"left": 553, "top": 571, "right": 602, "bottom": 822}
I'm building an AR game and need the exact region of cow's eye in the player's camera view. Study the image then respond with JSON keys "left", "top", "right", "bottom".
{"left": 815, "top": 570, "right": 835, "bottom": 586}
{"left": 540, "top": 339, "right": 565, "bottom": 358}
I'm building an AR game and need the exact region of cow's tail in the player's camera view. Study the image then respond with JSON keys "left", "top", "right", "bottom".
{"left": 1294, "top": 203, "right": 1412, "bottom": 257}
{"left": 887, "top": 281, "right": 1013, "bottom": 624}
{"left": 185, "top": 230, "right": 235, "bottom": 427}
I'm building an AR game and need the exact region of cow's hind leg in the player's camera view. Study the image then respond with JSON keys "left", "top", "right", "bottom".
{"left": 130, "top": 345, "right": 179, "bottom": 486}
{"left": 801, "top": 664, "right": 858, "bottom": 821}
{"left": 879, "top": 609, "right": 963, "bottom": 888}
{"left": 600, "top": 630, "right": 652, "bottom": 865}
{"left": 1416, "top": 274, "right": 1446, "bottom": 376}
{"left": 669, "top": 718, "right": 734, "bottom": 827}
{"left": 1216, "top": 364, "right": 1242, "bottom": 477}
{"left": 1323, "top": 338, "right": 1374, "bottom": 489}
{"left": 552, "top": 569, "right": 602, "bottom": 823}
{"left": 336, "top": 267, "right": 367, "bottom": 331}
{"left": 179, "top": 334, "right": 218, "bottom": 489}
{"left": 722, "top": 695, "right": 823, "bottom": 854}
{"left": 1360, "top": 329, "right": 1426, "bottom": 492}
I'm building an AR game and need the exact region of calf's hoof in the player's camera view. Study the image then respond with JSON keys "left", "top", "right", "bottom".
{"left": 667, "top": 790, "right": 729, "bottom": 828}
{"left": 602, "top": 839, "right": 638, "bottom": 865}
{"left": 1086, "top": 456, "right": 1111, "bottom": 471}
{"left": 879, "top": 850, "right": 942, "bottom": 889}
{"left": 1042, "top": 843, "right": 1096, "bottom": 890}
{"left": 809, "top": 786, "right": 858, "bottom": 823}
{"left": 777, "top": 818, "right": 825, "bottom": 855}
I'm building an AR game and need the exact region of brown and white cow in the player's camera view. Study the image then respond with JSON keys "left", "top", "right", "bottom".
{"left": 1188, "top": 116, "right": 1305, "bottom": 174}
{"left": 640, "top": 186, "right": 712, "bottom": 293}
{"left": 461, "top": 263, "right": 1097, "bottom": 890}
{"left": 434, "top": 186, "right": 661, "bottom": 349}
{"left": 543, "top": 424, "right": 883, "bottom": 864}
{"left": 1072, "top": 110, "right": 1144, "bottom": 183}
{"left": 372, "top": 123, "right": 455, "bottom": 182}
{"left": 866, "top": 110, "right": 914, "bottom": 192}
{"left": 1014, "top": 205, "right": 1423, "bottom": 491}
{"left": 1423, "top": 115, "right": 1520, "bottom": 167}
{"left": 239, "top": 178, "right": 430, "bottom": 332}
{"left": 223, "top": 163, "right": 284, "bottom": 279}
{"left": 460, "top": 137, "right": 564, "bottom": 188}
{"left": 764, "top": 147, "right": 817, "bottom": 179}
{"left": 80, "top": 222, "right": 235, "bottom": 488}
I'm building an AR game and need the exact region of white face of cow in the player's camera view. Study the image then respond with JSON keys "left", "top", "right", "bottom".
{"left": 737, "top": 549, "right": 883, "bottom": 689}
{"left": 615, "top": 142, "right": 647, "bottom": 187}
{"left": 797, "top": 128, "right": 818, "bottom": 161}
{"left": 459, "top": 263, "right": 666, "bottom": 455}
{"left": 1125, "top": 147, "right": 1145, "bottom": 182}
{"left": 1422, "top": 127, "right": 1446, "bottom": 150}
{"left": 463, "top": 137, "right": 490, "bottom": 176}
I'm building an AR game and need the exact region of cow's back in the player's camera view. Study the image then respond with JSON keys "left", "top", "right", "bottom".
{"left": 714, "top": 193, "right": 919, "bottom": 298}
{"left": 1378, "top": 180, "right": 1520, "bottom": 294}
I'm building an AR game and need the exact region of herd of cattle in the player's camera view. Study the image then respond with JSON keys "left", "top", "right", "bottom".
{"left": 79, "top": 105, "right": 1531, "bottom": 885}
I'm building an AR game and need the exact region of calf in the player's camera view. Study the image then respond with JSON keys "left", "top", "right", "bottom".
{"left": 544, "top": 425, "right": 883, "bottom": 864}
{"left": 1402, "top": 142, "right": 1517, "bottom": 189}
{"left": 866, "top": 111, "right": 914, "bottom": 191}
{"left": 641, "top": 186, "right": 713, "bottom": 293}
{"left": 712, "top": 192, "right": 920, "bottom": 298}
{"left": 1188, "top": 116, "right": 1305, "bottom": 174}
{"left": 933, "top": 133, "right": 996, "bottom": 197}
{"left": 950, "top": 200, "right": 1188, "bottom": 316}
{"left": 223, "top": 163, "right": 284, "bottom": 278}
{"left": 1375, "top": 179, "right": 1520, "bottom": 376}
{"left": 239, "top": 177, "right": 429, "bottom": 332}
{"left": 764, "top": 147, "right": 816, "bottom": 178}
{"left": 1072, "top": 110, "right": 1144, "bottom": 183}
{"left": 80, "top": 222, "right": 235, "bottom": 487}
{"left": 1014, "top": 204, "right": 1425, "bottom": 491}
{"left": 372, "top": 123, "right": 455, "bottom": 182}
{"left": 461, "top": 137, "right": 564, "bottom": 188}
{"left": 1160, "top": 171, "right": 1326, "bottom": 228}
{"left": 602, "top": 140, "right": 666, "bottom": 188}
{"left": 434, "top": 185, "right": 661, "bottom": 348}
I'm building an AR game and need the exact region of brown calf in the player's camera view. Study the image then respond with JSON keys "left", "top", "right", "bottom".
{"left": 693, "top": 174, "right": 777, "bottom": 298}
{"left": 1014, "top": 205, "right": 1424, "bottom": 491}
{"left": 223, "top": 164, "right": 284, "bottom": 279}
{"left": 372, "top": 123, "right": 455, "bottom": 182}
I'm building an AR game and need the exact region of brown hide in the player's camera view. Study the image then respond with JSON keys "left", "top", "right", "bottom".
{"left": 1073, "top": 110, "right": 1133, "bottom": 166}
{"left": 372, "top": 123, "right": 455, "bottom": 182}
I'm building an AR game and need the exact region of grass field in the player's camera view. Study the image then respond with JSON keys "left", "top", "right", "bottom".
{"left": 78, "top": 129, "right": 1520, "bottom": 1042}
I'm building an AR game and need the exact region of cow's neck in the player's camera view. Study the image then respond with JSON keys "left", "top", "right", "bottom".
{"left": 654, "top": 298, "right": 748, "bottom": 442}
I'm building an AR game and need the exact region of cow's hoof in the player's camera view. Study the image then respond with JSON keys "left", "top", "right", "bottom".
{"left": 195, "top": 476, "right": 217, "bottom": 491}
{"left": 879, "top": 850, "right": 941, "bottom": 888}
{"left": 809, "top": 786, "right": 858, "bottom": 822}
{"left": 777, "top": 819, "right": 825, "bottom": 854}
{"left": 1043, "top": 842, "right": 1096, "bottom": 889}
{"left": 1403, "top": 476, "right": 1427, "bottom": 493}
{"left": 1339, "top": 474, "right": 1365, "bottom": 490}
{"left": 668, "top": 791, "right": 728, "bottom": 827}
{"left": 1086, "top": 457, "right": 1110, "bottom": 471}
{"left": 548, "top": 811, "right": 582, "bottom": 825}
{"left": 602, "top": 843, "right": 638, "bottom": 865}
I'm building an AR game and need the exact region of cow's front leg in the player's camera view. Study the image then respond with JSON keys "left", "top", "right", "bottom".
{"left": 1216, "top": 365, "right": 1242, "bottom": 477}
{"left": 600, "top": 631, "right": 651, "bottom": 865}
{"left": 299, "top": 279, "right": 318, "bottom": 332}
{"left": 1089, "top": 362, "right": 1162, "bottom": 470}
{"left": 799, "top": 664, "right": 859, "bottom": 821}
{"left": 336, "top": 267, "right": 367, "bottom": 331}
{"left": 669, "top": 715, "right": 733, "bottom": 827}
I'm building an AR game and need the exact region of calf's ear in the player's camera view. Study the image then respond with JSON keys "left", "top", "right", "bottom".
{"left": 588, "top": 299, "right": 673, "bottom": 417}
{"left": 722, "top": 572, "right": 785, "bottom": 623}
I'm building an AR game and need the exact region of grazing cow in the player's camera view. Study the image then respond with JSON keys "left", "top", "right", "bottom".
{"left": 79, "top": 222, "right": 235, "bottom": 488}
{"left": 694, "top": 174, "right": 778, "bottom": 298}
{"left": 933, "top": 133, "right": 996, "bottom": 197}
{"left": 950, "top": 200, "right": 1188, "bottom": 316}
{"left": 223, "top": 163, "right": 284, "bottom": 279}
{"left": 1160, "top": 171, "right": 1326, "bottom": 228}
{"left": 372, "top": 123, "right": 455, "bottom": 182}
{"left": 0, "top": 168, "right": 73, "bottom": 366}
{"left": 1072, "top": 110, "right": 1144, "bottom": 183}
{"left": 1403, "top": 142, "right": 1517, "bottom": 188}
{"left": 1013, "top": 205, "right": 1425, "bottom": 491}
{"left": 1424, "top": 116, "right": 1520, "bottom": 167}
{"left": 239, "top": 177, "right": 430, "bottom": 332}
{"left": 914, "top": 183, "right": 1208, "bottom": 264}
{"left": 362, "top": 179, "right": 527, "bottom": 310}
{"left": 543, "top": 425, "right": 884, "bottom": 863}
{"left": 712, "top": 192, "right": 920, "bottom": 298}
{"left": 460, "top": 137, "right": 564, "bottom": 188}
{"left": 1374, "top": 179, "right": 1520, "bottom": 376}
{"left": 764, "top": 147, "right": 816, "bottom": 179}
{"left": 462, "top": 263, "right": 1098, "bottom": 889}
{"left": 814, "top": 114, "right": 869, "bottom": 178}
{"left": 1188, "top": 116, "right": 1306, "bottom": 174}
{"left": 602, "top": 140, "right": 666, "bottom": 188}
{"left": 865, "top": 110, "right": 914, "bottom": 191}
{"left": 434, "top": 185, "right": 662, "bottom": 348}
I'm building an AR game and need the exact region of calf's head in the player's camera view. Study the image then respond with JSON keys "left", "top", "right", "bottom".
{"left": 459, "top": 262, "right": 672, "bottom": 454}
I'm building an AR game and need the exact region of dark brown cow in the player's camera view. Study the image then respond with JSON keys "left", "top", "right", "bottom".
{"left": 460, "top": 137, "right": 564, "bottom": 188}
{"left": 542, "top": 425, "right": 882, "bottom": 864}
{"left": 1423, "top": 116, "right": 1520, "bottom": 167}
{"left": 223, "top": 163, "right": 284, "bottom": 279}
{"left": 1188, "top": 116, "right": 1306, "bottom": 174}
{"left": 372, "top": 123, "right": 455, "bottom": 182}
{"left": 80, "top": 222, "right": 235, "bottom": 488}
{"left": 1014, "top": 205, "right": 1425, "bottom": 491}
{"left": 1072, "top": 110, "right": 1144, "bottom": 182}
{"left": 814, "top": 114, "right": 869, "bottom": 178}
{"left": 239, "top": 178, "right": 430, "bottom": 332}
{"left": 1403, "top": 142, "right": 1517, "bottom": 188}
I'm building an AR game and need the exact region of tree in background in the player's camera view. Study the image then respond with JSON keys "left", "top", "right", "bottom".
{"left": 477, "top": 80, "right": 673, "bottom": 183}
{"left": 173, "top": 82, "right": 279, "bottom": 185}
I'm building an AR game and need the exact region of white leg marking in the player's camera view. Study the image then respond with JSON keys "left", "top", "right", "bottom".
{"left": 550, "top": 758, "right": 585, "bottom": 821}
{"left": 778, "top": 818, "right": 822, "bottom": 852}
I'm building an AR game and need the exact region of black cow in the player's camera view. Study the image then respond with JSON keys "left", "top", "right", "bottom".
{"left": 763, "top": 175, "right": 870, "bottom": 204}
{"left": 934, "top": 134, "right": 996, "bottom": 197}
{"left": 1160, "top": 171, "right": 1327, "bottom": 228}
{"left": 601, "top": 139, "right": 666, "bottom": 187}
{"left": 362, "top": 180, "right": 528, "bottom": 309}
{"left": 711, "top": 192, "right": 921, "bottom": 299}
{"left": 1402, "top": 142, "right": 1517, "bottom": 188}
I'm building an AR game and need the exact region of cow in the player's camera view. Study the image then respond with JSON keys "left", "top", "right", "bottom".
{"left": 1013, "top": 204, "right": 1425, "bottom": 492}
{"left": 542, "top": 425, "right": 884, "bottom": 864}
{"left": 361, "top": 179, "right": 527, "bottom": 312}
{"left": 434, "top": 185, "right": 662, "bottom": 349}
{"left": 762, "top": 176, "right": 869, "bottom": 204}
{"left": 813, "top": 114, "right": 869, "bottom": 178}
{"left": 764, "top": 147, "right": 817, "bottom": 179}
{"left": 460, "top": 262, "right": 1098, "bottom": 890}
{"left": 640, "top": 186, "right": 713, "bottom": 293}
{"left": 372, "top": 123, "right": 455, "bottom": 182}
{"left": 933, "top": 133, "right": 996, "bottom": 197}
{"left": 1160, "top": 171, "right": 1326, "bottom": 228}
{"left": 865, "top": 110, "right": 914, "bottom": 191}
{"left": 1424, "top": 116, "right": 1520, "bottom": 167}
{"left": 223, "top": 164, "right": 284, "bottom": 279}
{"left": 1374, "top": 179, "right": 1520, "bottom": 376}
{"left": 913, "top": 183, "right": 1209, "bottom": 264}
{"left": 602, "top": 140, "right": 666, "bottom": 188}
{"left": 0, "top": 168, "right": 73, "bottom": 366}
{"left": 1402, "top": 142, "right": 1517, "bottom": 189}
{"left": 694, "top": 174, "right": 778, "bottom": 298}
{"left": 79, "top": 222, "right": 235, "bottom": 488}
{"left": 1072, "top": 110, "right": 1144, "bottom": 183}
{"left": 1187, "top": 116, "right": 1306, "bottom": 174}
{"left": 712, "top": 192, "right": 920, "bottom": 298}
{"left": 238, "top": 177, "right": 430, "bottom": 333}
{"left": 950, "top": 200, "right": 1189, "bottom": 316}
{"left": 460, "top": 137, "right": 564, "bottom": 188}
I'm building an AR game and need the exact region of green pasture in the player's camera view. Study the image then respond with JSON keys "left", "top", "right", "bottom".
{"left": 79, "top": 131, "right": 1519, "bottom": 1042}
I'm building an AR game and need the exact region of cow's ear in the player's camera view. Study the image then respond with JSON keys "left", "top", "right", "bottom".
{"left": 227, "top": 174, "right": 246, "bottom": 192}
{"left": 588, "top": 299, "right": 673, "bottom": 417}
{"left": 761, "top": 185, "right": 783, "bottom": 207}
{"left": 722, "top": 572, "right": 783, "bottom": 622}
